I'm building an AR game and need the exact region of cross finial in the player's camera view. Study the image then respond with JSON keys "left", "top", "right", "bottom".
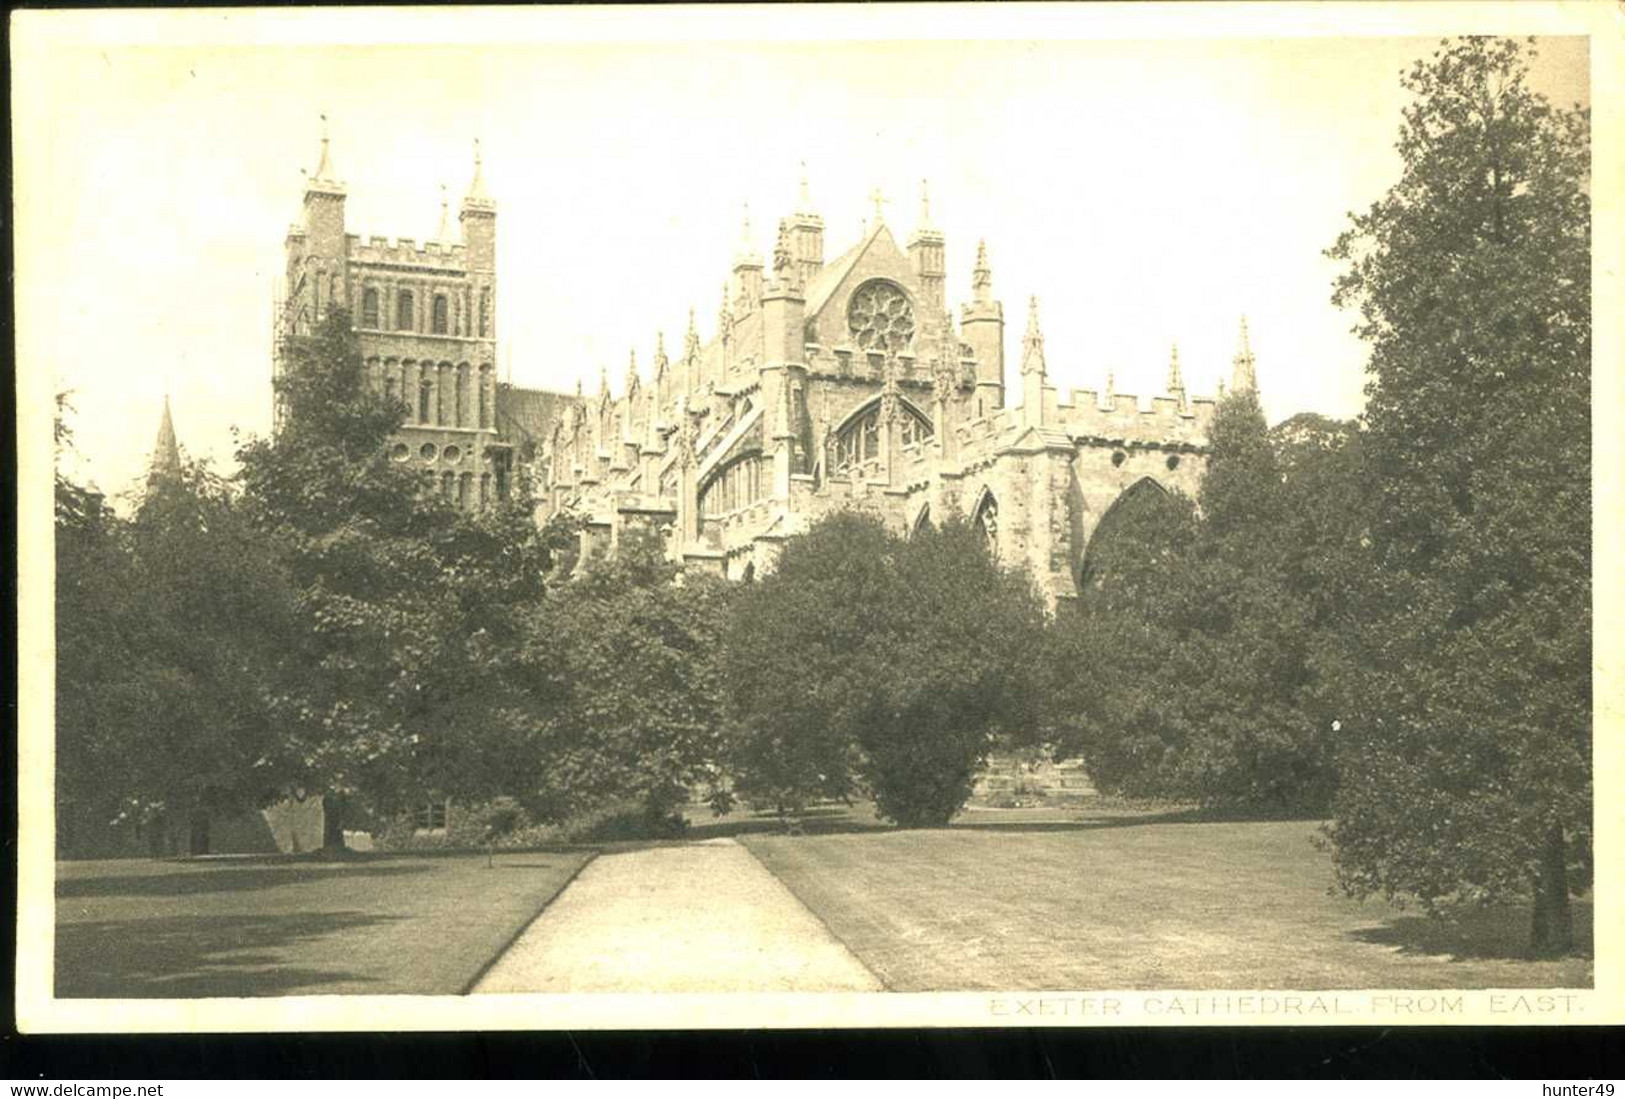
{"left": 920, "top": 179, "right": 932, "bottom": 225}
{"left": 798, "top": 161, "right": 812, "bottom": 212}
{"left": 870, "top": 187, "right": 888, "bottom": 224}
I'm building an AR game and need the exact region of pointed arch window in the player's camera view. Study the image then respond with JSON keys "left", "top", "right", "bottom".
{"left": 973, "top": 491, "right": 999, "bottom": 555}
{"left": 397, "top": 290, "right": 415, "bottom": 331}
{"left": 479, "top": 289, "right": 491, "bottom": 338}
{"left": 432, "top": 294, "right": 450, "bottom": 335}
{"left": 362, "top": 288, "right": 380, "bottom": 328}
{"left": 828, "top": 401, "right": 932, "bottom": 478}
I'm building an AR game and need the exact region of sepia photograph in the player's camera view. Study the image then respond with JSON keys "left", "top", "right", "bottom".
{"left": 11, "top": 3, "right": 1619, "bottom": 1033}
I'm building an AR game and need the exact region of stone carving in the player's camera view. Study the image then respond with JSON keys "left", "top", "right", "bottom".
{"left": 848, "top": 280, "right": 914, "bottom": 353}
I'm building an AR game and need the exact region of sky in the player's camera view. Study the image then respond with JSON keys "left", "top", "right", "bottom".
{"left": 12, "top": 8, "right": 1592, "bottom": 500}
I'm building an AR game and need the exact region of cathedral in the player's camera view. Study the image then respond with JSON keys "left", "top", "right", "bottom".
{"left": 541, "top": 180, "right": 1257, "bottom": 606}
{"left": 275, "top": 129, "right": 1258, "bottom": 607}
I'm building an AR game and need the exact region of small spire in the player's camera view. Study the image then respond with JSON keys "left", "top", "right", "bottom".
{"left": 463, "top": 138, "right": 494, "bottom": 211}
{"left": 1021, "top": 296, "right": 1046, "bottom": 377}
{"left": 653, "top": 332, "right": 669, "bottom": 378}
{"left": 313, "top": 114, "right": 335, "bottom": 181}
{"left": 971, "top": 239, "right": 993, "bottom": 301}
{"left": 149, "top": 394, "right": 182, "bottom": 484}
{"left": 1231, "top": 315, "right": 1258, "bottom": 395}
{"left": 718, "top": 281, "right": 734, "bottom": 341}
{"left": 1106, "top": 369, "right": 1116, "bottom": 401}
{"left": 685, "top": 308, "right": 701, "bottom": 360}
{"left": 797, "top": 162, "right": 812, "bottom": 213}
{"left": 626, "top": 348, "right": 640, "bottom": 395}
{"left": 1167, "top": 342, "right": 1185, "bottom": 393}
{"left": 773, "top": 220, "right": 793, "bottom": 276}
{"left": 919, "top": 179, "right": 933, "bottom": 226}
{"left": 599, "top": 364, "right": 612, "bottom": 401}
{"left": 435, "top": 183, "right": 450, "bottom": 243}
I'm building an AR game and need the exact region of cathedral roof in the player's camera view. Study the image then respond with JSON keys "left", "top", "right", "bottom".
{"left": 499, "top": 384, "right": 579, "bottom": 447}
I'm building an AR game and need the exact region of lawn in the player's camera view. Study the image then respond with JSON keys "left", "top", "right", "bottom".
{"left": 741, "top": 813, "right": 1594, "bottom": 991}
{"left": 55, "top": 849, "right": 594, "bottom": 998}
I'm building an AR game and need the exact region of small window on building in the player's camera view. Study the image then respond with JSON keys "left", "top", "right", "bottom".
{"left": 397, "top": 290, "right": 415, "bottom": 331}
{"left": 413, "top": 802, "right": 448, "bottom": 831}
{"left": 419, "top": 380, "right": 433, "bottom": 424}
{"left": 479, "top": 289, "right": 491, "bottom": 337}
{"left": 362, "top": 288, "right": 380, "bottom": 328}
{"left": 432, "top": 294, "right": 449, "bottom": 335}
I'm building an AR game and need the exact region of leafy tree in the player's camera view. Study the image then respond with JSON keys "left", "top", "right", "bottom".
{"left": 237, "top": 308, "right": 566, "bottom": 842}
{"left": 725, "top": 512, "right": 1047, "bottom": 828}
{"left": 1049, "top": 392, "right": 1355, "bottom": 815}
{"left": 55, "top": 395, "right": 296, "bottom": 855}
{"left": 1323, "top": 37, "right": 1591, "bottom": 952}
{"left": 521, "top": 525, "right": 734, "bottom": 830}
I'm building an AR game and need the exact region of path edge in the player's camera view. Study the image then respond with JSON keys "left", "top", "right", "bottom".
{"left": 730, "top": 836, "right": 891, "bottom": 993}
{"left": 459, "top": 849, "right": 601, "bottom": 995}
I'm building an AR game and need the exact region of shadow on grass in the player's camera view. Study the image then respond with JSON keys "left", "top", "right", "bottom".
{"left": 55, "top": 911, "right": 401, "bottom": 998}
{"left": 57, "top": 862, "right": 434, "bottom": 899}
{"left": 1350, "top": 901, "right": 1594, "bottom": 963}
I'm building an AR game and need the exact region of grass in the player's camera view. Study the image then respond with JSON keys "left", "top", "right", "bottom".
{"left": 741, "top": 810, "right": 1594, "bottom": 991}
{"left": 55, "top": 849, "right": 594, "bottom": 998}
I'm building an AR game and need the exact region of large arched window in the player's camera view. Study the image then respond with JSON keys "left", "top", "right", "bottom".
{"left": 432, "top": 294, "right": 450, "bottom": 335}
{"left": 1077, "top": 477, "right": 1185, "bottom": 595}
{"left": 698, "top": 453, "right": 764, "bottom": 518}
{"left": 397, "top": 290, "right": 415, "bottom": 331}
{"left": 362, "top": 288, "right": 380, "bottom": 328}
{"left": 828, "top": 400, "right": 933, "bottom": 478}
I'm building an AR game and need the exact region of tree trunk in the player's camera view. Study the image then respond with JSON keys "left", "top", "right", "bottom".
{"left": 321, "top": 794, "right": 347, "bottom": 853}
{"left": 1529, "top": 819, "right": 1573, "bottom": 956}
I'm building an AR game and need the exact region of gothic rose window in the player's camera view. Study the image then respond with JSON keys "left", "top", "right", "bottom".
{"left": 847, "top": 281, "right": 914, "bottom": 352}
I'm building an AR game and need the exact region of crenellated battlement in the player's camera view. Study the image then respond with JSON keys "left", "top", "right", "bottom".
{"left": 348, "top": 234, "right": 469, "bottom": 273}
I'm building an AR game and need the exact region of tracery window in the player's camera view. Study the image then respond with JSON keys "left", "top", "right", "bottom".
{"left": 479, "top": 289, "right": 491, "bottom": 337}
{"left": 698, "top": 454, "right": 764, "bottom": 518}
{"left": 397, "top": 290, "right": 415, "bottom": 331}
{"left": 828, "top": 402, "right": 932, "bottom": 477}
{"left": 847, "top": 280, "right": 914, "bottom": 352}
{"left": 362, "top": 288, "right": 380, "bottom": 328}
{"left": 432, "top": 294, "right": 449, "bottom": 335}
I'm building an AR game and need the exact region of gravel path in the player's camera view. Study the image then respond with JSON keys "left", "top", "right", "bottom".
{"left": 472, "top": 838, "right": 883, "bottom": 993}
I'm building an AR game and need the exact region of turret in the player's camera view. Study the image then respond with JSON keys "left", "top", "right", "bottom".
{"left": 907, "top": 180, "right": 946, "bottom": 315}
{"left": 785, "top": 164, "right": 824, "bottom": 286}
{"left": 460, "top": 139, "right": 497, "bottom": 275}
{"left": 732, "top": 203, "right": 763, "bottom": 315}
{"left": 1019, "top": 295, "right": 1049, "bottom": 429}
{"left": 301, "top": 116, "right": 348, "bottom": 256}
{"left": 960, "top": 239, "right": 1004, "bottom": 418}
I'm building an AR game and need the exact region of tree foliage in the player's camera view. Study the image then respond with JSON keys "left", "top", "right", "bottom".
{"left": 56, "top": 396, "right": 297, "bottom": 853}
{"left": 1049, "top": 394, "right": 1354, "bottom": 815}
{"left": 521, "top": 525, "right": 735, "bottom": 829}
{"left": 236, "top": 308, "right": 568, "bottom": 832}
{"left": 1322, "top": 37, "right": 1591, "bottom": 952}
{"left": 725, "top": 512, "right": 1047, "bottom": 827}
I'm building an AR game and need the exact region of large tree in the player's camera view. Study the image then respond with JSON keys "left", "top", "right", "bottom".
{"left": 1323, "top": 37, "right": 1591, "bottom": 952}
{"left": 1048, "top": 392, "right": 1352, "bottom": 815}
{"left": 236, "top": 308, "right": 566, "bottom": 841}
{"left": 56, "top": 399, "right": 296, "bottom": 854}
{"left": 521, "top": 525, "right": 735, "bottom": 829}
{"left": 725, "top": 512, "right": 1047, "bottom": 827}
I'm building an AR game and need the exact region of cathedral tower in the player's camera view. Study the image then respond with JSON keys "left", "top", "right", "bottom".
{"left": 961, "top": 239, "right": 1004, "bottom": 418}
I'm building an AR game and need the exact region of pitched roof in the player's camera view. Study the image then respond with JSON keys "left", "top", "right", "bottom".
{"left": 803, "top": 221, "right": 895, "bottom": 320}
{"left": 498, "top": 384, "right": 578, "bottom": 447}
